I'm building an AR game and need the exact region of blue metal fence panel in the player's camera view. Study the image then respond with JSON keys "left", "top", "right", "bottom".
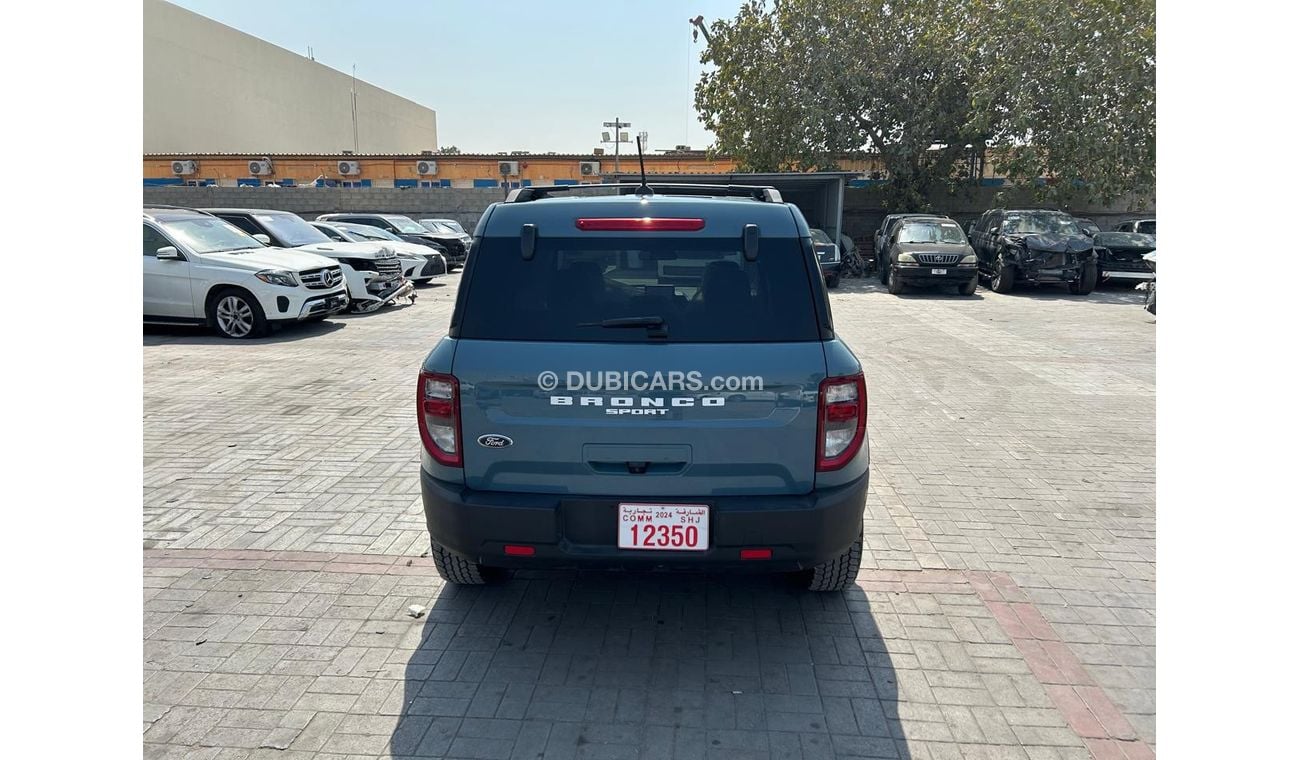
{"left": 472, "top": 179, "right": 498, "bottom": 188}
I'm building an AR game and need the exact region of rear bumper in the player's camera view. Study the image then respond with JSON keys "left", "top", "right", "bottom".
{"left": 1100, "top": 268, "right": 1154, "bottom": 282}
{"left": 420, "top": 468, "right": 869, "bottom": 572}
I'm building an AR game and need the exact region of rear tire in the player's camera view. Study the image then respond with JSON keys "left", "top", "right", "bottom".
{"left": 887, "top": 269, "right": 906, "bottom": 295}
{"left": 826, "top": 273, "right": 841, "bottom": 289}
{"left": 990, "top": 258, "right": 1015, "bottom": 293}
{"left": 430, "top": 540, "right": 499, "bottom": 585}
{"left": 958, "top": 276, "right": 978, "bottom": 296}
{"left": 1069, "top": 261, "right": 1098, "bottom": 295}
{"left": 807, "top": 525, "right": 864, "bottom": 592}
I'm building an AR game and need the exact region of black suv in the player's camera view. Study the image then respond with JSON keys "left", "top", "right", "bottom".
{"left": 967, "top": 209, "right": 1097, "bottom": 294}
{"left": 879, "top": 216, "right": 978, "bottom": 295}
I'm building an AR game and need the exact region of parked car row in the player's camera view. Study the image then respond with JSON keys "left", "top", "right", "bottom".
{"left": 871, "top": 209, "right": 1156, "bottom": 296}
{"left": 143, "top": 206, "right": 453, "bottom": 338}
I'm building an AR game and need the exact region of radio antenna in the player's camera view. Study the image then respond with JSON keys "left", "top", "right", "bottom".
{"left": 636, "top": 135, "right": 652, "bottom": 196}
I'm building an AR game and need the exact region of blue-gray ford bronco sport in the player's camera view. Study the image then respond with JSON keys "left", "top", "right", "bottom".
{"left": 417, "top": 184, "right": 869, "bottom": 591}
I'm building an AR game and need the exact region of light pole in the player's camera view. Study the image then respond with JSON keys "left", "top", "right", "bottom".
{"left": 601, "top": 118, "right": 631, "bottom": 174}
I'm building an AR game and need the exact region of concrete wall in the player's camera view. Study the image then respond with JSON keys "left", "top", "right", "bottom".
{"left": 144, "top": 0, "right": 437, "bottom": 154}
{"left": 142, "top": 186, "right": 502, "bottom": 231}
{"left": 143, "top": 185, "right": 1155, "bottom": 246}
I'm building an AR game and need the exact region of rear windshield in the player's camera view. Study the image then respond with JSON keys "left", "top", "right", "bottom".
{"left": 457, "top": 237, "right": 821, "bottom": 343}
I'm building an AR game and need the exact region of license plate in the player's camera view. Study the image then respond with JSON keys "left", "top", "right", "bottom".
{"left": 618, "top": 503, "right": 709, "bottom": 551}
{"left": 931, "top": 268, "right": 948, "bottom": 275}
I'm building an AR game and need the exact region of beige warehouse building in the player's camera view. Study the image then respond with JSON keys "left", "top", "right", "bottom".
{"left": 143, "top": 0, "right": 438, "bottom": 154}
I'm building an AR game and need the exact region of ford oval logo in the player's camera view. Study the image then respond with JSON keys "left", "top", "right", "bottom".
{"left": 477, "top": 434, "right": 513, "bottom": 449}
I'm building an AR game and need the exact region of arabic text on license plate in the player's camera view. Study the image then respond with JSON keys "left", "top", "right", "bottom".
{"left": 931, "top": 268, "right": 948, "bottom": 275}
{"left": 618, "top": 504, "right": 709, "bottom": 551}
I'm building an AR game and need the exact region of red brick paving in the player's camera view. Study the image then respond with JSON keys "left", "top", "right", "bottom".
{"left": 144, "top": 548, "right": 1155, "bottom": 758}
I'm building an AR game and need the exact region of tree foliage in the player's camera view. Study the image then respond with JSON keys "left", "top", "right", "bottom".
{"left": 694, "top": 0, "right": 1155, "bottom": 208}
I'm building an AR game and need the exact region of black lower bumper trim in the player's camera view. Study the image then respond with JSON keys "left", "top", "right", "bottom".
{"left": 420, "top": 470, "right": 869, "bottom": 572}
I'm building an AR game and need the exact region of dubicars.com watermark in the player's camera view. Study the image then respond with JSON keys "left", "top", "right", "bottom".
{"left": 536, "top": 370, "right": 764, "bottom": 393}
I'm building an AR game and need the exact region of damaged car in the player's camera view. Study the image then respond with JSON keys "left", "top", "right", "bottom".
{"left": 968, "top": 209, "right": 1097, "bottom": 295}
{"left": 206, "top": 209, "right": 414, "bottom": 313}
{"left": 316, "top": 213, "right": 466, "bottom": 269}
{"left": 1091, "top": 231, "right": 1156, "bottom": 284}
{"left": 311, "top": 220, "right": 448, "bottom": 284}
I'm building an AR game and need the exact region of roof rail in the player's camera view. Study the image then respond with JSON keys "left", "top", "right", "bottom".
{"left": 505, "top": 182, "right": 783, "bottom": 204}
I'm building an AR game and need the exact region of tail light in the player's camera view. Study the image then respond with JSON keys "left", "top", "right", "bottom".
{"left": 418, "top": 371, "right": 461, "bottom": 467}
{"left": 575, "top": 217, "right": 706, "bottom": 231}
{"left": 817, "top": 374, "right": 867, "bottom": 471}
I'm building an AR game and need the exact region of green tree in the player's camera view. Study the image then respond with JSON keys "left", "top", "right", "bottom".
{"left": 437, "top": 145, "right": 462, "bottom": 154}
{"left": 972, "top": 0, "right": 1156, "bottom": 206}
{"left": 694, "top": 0, "right": 1155, "bottom": 208}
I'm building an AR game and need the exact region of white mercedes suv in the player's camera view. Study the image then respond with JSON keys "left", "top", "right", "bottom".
{"left": 143, "top": 206, "right": 349, "bottom": 339}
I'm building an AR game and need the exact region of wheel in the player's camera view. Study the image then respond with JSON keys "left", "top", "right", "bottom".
{"left": 958, "top": 275, "right": 978, "bottom": 296}
{"left": 827, "top": 273, "right": 841, "bottom": 289}
{"left": 430, "top": 540, "right": 500, "bottom": 585}
{"left": 208, "top": 288, "right": 269, "bottom": 339}
{"left": 1145, "top": 282, "right": 1156, "bottom": 315}
{"left": 1069, "top": 261, "right": 1098, "bottom": 295}
{"left": 887, "top": 268, "right": 906, "bottom": 295}
{"left": 879, "top": 258, "right": 890, "bottom": 284}
{"left": 807, "top": 524, "right": 863, "bottom": 592}
{"left": 990, "top": 257, "right": 1016, "bottom": 293}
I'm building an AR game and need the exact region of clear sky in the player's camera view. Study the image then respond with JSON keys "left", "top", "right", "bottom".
{"left": 168, "top": 0, "right": 746, "bottom": 154}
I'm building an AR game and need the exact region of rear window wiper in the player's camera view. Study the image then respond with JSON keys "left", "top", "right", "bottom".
{"left": 578, "top": 315, "right": 669, "bottom": 339}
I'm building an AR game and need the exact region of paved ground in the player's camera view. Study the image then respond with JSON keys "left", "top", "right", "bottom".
{"left": 144, "top": 274, "right": 1156, "bottom": 759}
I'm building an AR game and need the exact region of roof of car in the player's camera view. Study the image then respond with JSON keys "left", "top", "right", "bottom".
{"left": 143, "top": 206, "right": 217, "bottom": 222}
{"left": 479, "top": 193, "right": 806, "bottom": 238}
{"left": 200, "top": 208, "right": 298, "bottom": 216}
{"left": 319, "top": 212, "right": 408, "bottom": 219}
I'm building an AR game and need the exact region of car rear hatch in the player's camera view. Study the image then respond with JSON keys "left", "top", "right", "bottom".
{"left": 449, "top": 229, "right": 827, "bottom": 497}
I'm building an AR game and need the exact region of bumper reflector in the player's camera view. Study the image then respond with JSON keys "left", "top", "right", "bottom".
{"left": 740, "top": 548, "right": 773, "bottom": 560}
{"left": 504, "top": 545, "right": 535, "bottom": 556}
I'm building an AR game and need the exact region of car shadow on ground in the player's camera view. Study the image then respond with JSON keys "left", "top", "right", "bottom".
{"left": 833, "top": 276, "right": 984, "bottom": 301}
{"left": 389, "top": 571, "right": 912, "bottom": 759}
{"left": 1002, "top": 281, "right": 1145, "bottom": 305}
{"left": 143, "top": 318, "right": 346, "bottom": 346}
{"left": 141, "top": 300, "right": 429, "bottom": 345}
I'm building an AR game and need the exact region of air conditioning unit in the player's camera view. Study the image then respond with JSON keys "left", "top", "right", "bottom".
{"left": 337, "top": 160, "right": 361, "bottom": 175}
{"left": 415, "top": 160, "right": 438, "bottom": 176}
{"left": 498, "top": 161, "right": 520, "bottom": 176}
{"left": 171, "top": 160, "right": 198, "bottom": 175}
{"left": 579, "top": 161, "right": 601, "bottom": 176}
{"left": 248, "top": 159, "right": 273, "bottom": 175}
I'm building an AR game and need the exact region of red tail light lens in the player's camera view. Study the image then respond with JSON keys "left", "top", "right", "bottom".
{"left": 817, "top": 374, "right": 867, "bottom": 471}
{"left": 575, "top": 217, "right": 706, "bottom": 231}
{"left": 418, "top": 371, "right": 461, "bottom": 467}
